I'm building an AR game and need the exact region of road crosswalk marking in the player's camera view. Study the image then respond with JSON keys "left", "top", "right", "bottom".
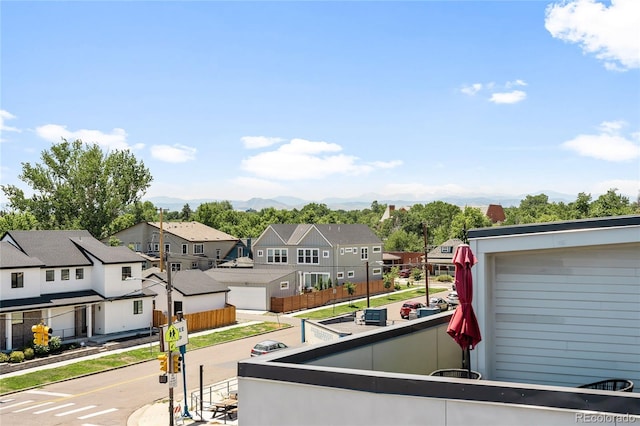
{"left": 13, "top": 401, "right": 53, "bottom": 412}
{"left": 55, "top": 405, "right": 97, "bottom": 416}
{"left": 25, "top": 390, "right": 72, "bottom": 397}
{"left": 0, "top": 400, "right": 34, "bottom": 410}
{"left": 34, "top": 402, "right": 74, "bottom": 414}
{"left": 77, "top": 407, "right": 118, "bottom": 419}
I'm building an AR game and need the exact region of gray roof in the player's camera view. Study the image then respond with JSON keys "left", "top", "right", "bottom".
{"left": 0, "top": 290, "right": 104, "bottom": 314}
{"left": 206, "top": 268, "right": 294, "bottom": 284}
{"left": 269, "top": 224, "right": 381, "bottom": 246}
{"left": 145, "top": 269, "right": 229, "bottom": 296}
{"left": 427, "top": 238, "right": 464, "bottom": 262}
{"left": 3, "top": 230, "right": 142, "bottom": 267}
{"left": 0, "top": 241, "right": 44, "bottom": 269}
{"left": 4, "top": 230, "right": 94, "bottom": 267}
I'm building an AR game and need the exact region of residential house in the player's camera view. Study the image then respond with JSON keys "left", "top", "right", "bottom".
{"left": 142, "top": 268, "right": 229, "bottom": 317}
{"left": 251, "top": 224, "right": 384, "bottom": 291}
{"left": 105, "top": 221, "right": 240, "bottom": 271}
{"left": 425, "top": 238, "right": 465, "bottom": 277}
{"left": 206, "top": 268, "right": 297, "bottom": 311}
{"left": 0, "top": 230, "right": 152, "bottom": 351}
{"left": 237, "top": 215, "right": 640, "bottom": 425}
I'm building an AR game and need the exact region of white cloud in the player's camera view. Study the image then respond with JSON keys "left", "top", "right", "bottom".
{"left": 545, "top": 0, "right": 640, "bottom": 71}
{"left": 150, "top": 144, "right": 197, "bottom": 163}
{"left": 460, "top": 83, "right": 483, "bottom": 96}
{"left": 241, "top": 136, "right": 285, "bottom": 149}
{"left": 35, "top": 124, "right": 144, "bottom": 151}
{"left": 561, "top": 121, "right": 640, "bottom": 161}
{"left": 592, "top": 179, "right": 640, "bottom": 198}
{"left": 505, "top": 79, "right": 527, "bottom": 88}
{"left": 240, "top": 137, "right": 401, "bottom": 180}
{"left": 489, "top": 90, "right": 527, "bottom": 104}
{"left": 0, "top": 110, "right": 21, "bottom": 141}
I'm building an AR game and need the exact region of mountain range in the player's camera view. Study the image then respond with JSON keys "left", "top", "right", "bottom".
{"left": 144, "top": 191, "right": 576, "bottom": 212}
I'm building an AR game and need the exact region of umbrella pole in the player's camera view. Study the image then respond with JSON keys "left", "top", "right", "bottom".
{"left": 467, "top": 347, "right": 471, "bottom": 377}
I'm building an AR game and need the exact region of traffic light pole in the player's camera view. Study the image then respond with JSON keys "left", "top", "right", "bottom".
{"left": 166, "top": 253, "right": 174, "bottom": 426}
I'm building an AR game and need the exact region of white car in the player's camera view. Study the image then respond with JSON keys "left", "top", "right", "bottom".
{"left": 447, "top": 291, "right": 459, "bottom": 306}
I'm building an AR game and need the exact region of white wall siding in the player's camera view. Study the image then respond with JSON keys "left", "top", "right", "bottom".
{"left": 228, "top": 286, "right": 267, "bottom": 310}
{"left": 490, "top": 243, "right": 640, "bottom": 388}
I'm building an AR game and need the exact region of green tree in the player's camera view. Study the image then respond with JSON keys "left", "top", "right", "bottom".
{"left": 344, "top": 281, "right": 356, "bottom": 305}
{"left": 181, "top": 203, "right": 193, "bottom": 221}
{"left": 590, "top": 189, "right": 634, "bottom": 217}
{"left": 1, "top": 139, "right": 152, "bottom": 239}
{"left": 450, "top": 207, "right": 492, "bottom": 241}
{"left": 0, "top": 211, "right": 39, "bottom": 234}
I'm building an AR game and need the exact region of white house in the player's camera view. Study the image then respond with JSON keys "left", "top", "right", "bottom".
{"left": 0, "top": 230, "right": 153, "bottom": 351}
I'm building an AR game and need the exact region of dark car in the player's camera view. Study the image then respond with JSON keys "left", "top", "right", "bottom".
{"left": 250, "top": 340, "right": 288, "bottom": 357}
{"left": 400, "top": 301, "right": 425, "bottom": 319}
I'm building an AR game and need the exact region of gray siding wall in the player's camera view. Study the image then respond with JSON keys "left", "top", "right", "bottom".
{"left": 491, "top": 242, "right": 640, "bottom": 388}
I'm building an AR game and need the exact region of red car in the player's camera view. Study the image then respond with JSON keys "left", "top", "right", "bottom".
{"left": 399, "top": 269, "right": 412, "bottom": 278}
{"left": 400, "top": 301, "right": 425, "bottom": 319}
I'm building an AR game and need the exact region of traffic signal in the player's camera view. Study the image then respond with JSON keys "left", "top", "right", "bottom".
{"left": 172, "top": 354, "right": 182, "bottom": 373}
{"left": 158, "top": 354, "right": 168, "bottom": 372}
{"left": 32, "top": 324, "right": 44, "bottom": 345}
{"left": 42, "top": 326, "right": 53, "bottom": 345}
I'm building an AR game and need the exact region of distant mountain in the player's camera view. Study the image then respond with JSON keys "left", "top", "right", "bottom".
{"left": 144, "top": 191, "right": 575, "bottom": 212}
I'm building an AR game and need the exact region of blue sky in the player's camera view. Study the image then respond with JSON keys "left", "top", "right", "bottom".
{"left": 1, "top": 0, "right": 638, "bottom": 206}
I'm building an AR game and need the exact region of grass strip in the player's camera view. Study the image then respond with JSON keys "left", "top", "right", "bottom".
{"left": 0, "top": 322, "right": 288, "bottom": 394}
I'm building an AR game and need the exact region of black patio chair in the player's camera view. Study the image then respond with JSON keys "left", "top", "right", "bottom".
{"left": 578, "top": 379, "right": 634, "bottom": 392}
{"left": 430, "top": 368, "right": 482, "bottom": 380}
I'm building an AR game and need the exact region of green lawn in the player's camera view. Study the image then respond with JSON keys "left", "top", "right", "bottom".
{"left": 296, "top": 285, "right": 448, "bottom": 320}
{"left": 0, "top": 322, "right": 289, "bottom": 395}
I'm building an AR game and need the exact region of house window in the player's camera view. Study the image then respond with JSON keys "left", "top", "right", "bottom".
{"left": 122, "top": 266, "right": 132, "bottom": 280}
{"left": 297, "top": 248, "right": 319, "bottom": 264}
{"left": 373, "top": 268, "right": 382, "bottom": 276}
{"left": 361, "top": 247, "right": 369, "bottom": 260}
{"left": 345, "top": 248, "right": 352, "bottom": 253}
{"left": 193, "top": 244, "right": 204, "bottom": 255}
{"left": 61, "top": 269, "right": 70, "bottom": 280}
{"left": 171, "top": 263, "right": 181, "bottom": 272}
{"left": 347, "top": 271, "right": 355, "bottom": 278}
{"left": 76, "top": 268, "right": 84, "bottom": 279}
{"left": 280, "top": 281, "right": 289, "bottom": 290}
{"left": 46, "top": 270, "right": 55, "bottom": 281}
{"left": 237, "top": 247, "right": 243, "bottom": 257}
{"left": 133, "top": 300, "right": 143, "bottom": 315}
{"left": 372, "top": 246, "right": 381, "bottom": 253}
{"left": 11, "top": 312, "right": 24, "bottom": 324}
{"left": 303, "top": 273, "right": 330, "bottom": 289}
{"left": 257, "top": 250, "right": 264, "bottom": 257}
{"left": 337, "top": 272, "right": 344, "bottom": 279}
{"left": 152, "top": 243, "right": 160, "bottom": 252}
{"left": 323, "top": 250, "right": 329, "bottom": 258}
{"left": 164, "top": 244, "right": 170, "bottom": 254}
{"left": 174, "top": 300, "right": 183, "bottom": 315}
{"left": 11, "top": 272, "right": 24, "bottom": 288}
{"left": 267, "top": 248, "right": 288, "bottom": 264}
{"left": 340, "top": 248, "right": 344, "bottom": 255}
{"left": 191, "top": 262, "right": 198, "bottom": 269}
{"left": 441, "top": 246, "right": 453, "bottom": 254}
{"left": 134, "top": 242, "right": 142, "bottom": 252}
{"left": 352, "top": 247, "right": 357, "bottom": 253}
{"left": 216, "top": 249, "right": 221, "bottom": 260}
{"left": 182, "top": 244, "right": 188, "bottom": 255}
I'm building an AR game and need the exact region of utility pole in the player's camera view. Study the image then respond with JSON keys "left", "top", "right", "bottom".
{"left": 159, "top": 208, "right": 165, "bottom": 272}
{"left": 423, "top": 223, "right": 430, "bottom": 306}
{"left": 166, "top": 252, "right": 174, "bottom": 426}
{"left": 365, "top": 260, "right": 370, "bottom": 308}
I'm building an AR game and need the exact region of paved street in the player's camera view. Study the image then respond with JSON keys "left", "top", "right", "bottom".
{"left": 0, "top": 283, "right": 453, "bottom": 426}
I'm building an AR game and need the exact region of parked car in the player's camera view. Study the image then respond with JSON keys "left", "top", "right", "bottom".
{"left": 399, "top": 269, "right": 412, "bottom": 278}
{"left": 400, "top": 301, "right": 425, "bottom": 319}
{"left": 250, "top": 340, "right": 288, "bottom": 357}
{"left": 429, "top": 297, "right": 449, "bottom": 312}
{"left": 447, "top": 291, "right": 459, "bottom": 306}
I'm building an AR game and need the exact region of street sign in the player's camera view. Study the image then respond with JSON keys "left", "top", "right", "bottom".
{"left": 168, "top": 373, "right": 177, "bottom": 388}
{"left": 165, "top": 324, "right": 179, "bottom": 342}
{"left": 159, "top": 319, "right": 189, "bottom": 351}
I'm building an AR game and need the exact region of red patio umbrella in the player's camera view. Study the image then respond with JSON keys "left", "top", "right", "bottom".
{"left": 447, "top": 244, "right": 481, "bottom": 377}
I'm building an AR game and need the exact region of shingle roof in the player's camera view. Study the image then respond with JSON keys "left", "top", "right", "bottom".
{"left": 145, "top": 269, "right": 229, "bottom": 296}
{"left": 268, "top": 224, "right": 381, "bottom": 246}
{"left": 4, "top": 230, "right": 94, "bottom": 267}
{"left": 71, "top": 236, "right": 142, "bottom": 264}
{"left": 0, "top": 241, "right": 44, "bottom": 269}
{"left": 206, "top": 268, "right": 294, "bottom": 284}
{"left": 0, "top": 290, "right": 104, "bottom": 314}
{"left": 148, "top": 221, "right": 238, "bottom": 242}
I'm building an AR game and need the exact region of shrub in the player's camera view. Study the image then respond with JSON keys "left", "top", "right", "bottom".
{"left": 394, "top": 283, "right": 402, "bottom": 291}
{"left": 436, "top": 274, "right": 454, "bottom": 282}
{"left": 23, "top": 347, "right": 35, "bottom": 360}
{"left": 0, "top": 352, "right": 9, "bottom": 363}
{"left": 9, "top": 351, "right": 25, "bottom": 363}
{"left": 34, "top": 343, "right": 50, "bottom": 357}
{"left": 49, "top": 335, "right": 62, "bottom": 353}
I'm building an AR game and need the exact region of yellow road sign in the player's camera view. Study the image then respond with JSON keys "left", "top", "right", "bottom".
{"left": 165, "top": 324, "right": 180, "bottom": 342}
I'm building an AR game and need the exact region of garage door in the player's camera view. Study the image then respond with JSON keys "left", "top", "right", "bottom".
{"left": 492, "top": 245, "right": 640, "bottom": 387}
{"left": 228, "top": 286, "right": 267, "bottom": 311}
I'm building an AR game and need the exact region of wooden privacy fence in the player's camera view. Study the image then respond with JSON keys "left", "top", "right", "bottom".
{"left": 153, "top": 304, "right": 236, "bottom": 332}
{"left": 271, "top": 280, "right": 390, "bottom": 313}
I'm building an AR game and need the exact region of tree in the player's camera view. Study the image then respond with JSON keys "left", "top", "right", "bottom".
{"left": 0, "top": 211, "right": 39, "bottom": 234}
{"left": 344, "top": 281, "right": 356, "bottom": 305}
{"left": 181, "top": 203, "right": 193, "bottom": 221}
{"left": 1, "top": 139, "right": 152, "bottom": 239}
